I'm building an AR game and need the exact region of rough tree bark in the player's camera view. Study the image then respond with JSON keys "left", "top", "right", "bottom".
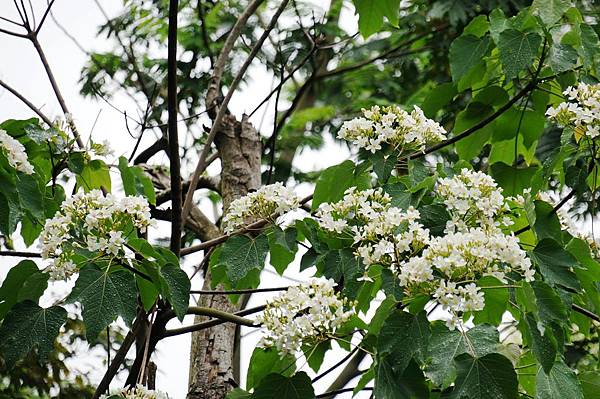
{"left": 187, "top": 114, "right": 262, "bottom": 399}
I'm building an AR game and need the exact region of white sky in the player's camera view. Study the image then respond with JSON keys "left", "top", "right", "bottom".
{"left": 0, "top": 1, "right": 371, "bottom": 398}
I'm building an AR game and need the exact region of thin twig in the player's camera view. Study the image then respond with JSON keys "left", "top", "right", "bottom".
{"left": 316, "top": 387, "right": 373, "bottom": 398}
{"left": 0, "top": 78, "right": 53, "bottom": 126}
{"left": 191, "top": 286, "right": 289, "bottom": 295}
{"left": 0, "top": 250, "right": 43, "bottom": 258}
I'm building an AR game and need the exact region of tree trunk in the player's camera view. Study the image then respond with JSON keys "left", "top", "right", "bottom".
{"left": 187, "top": 114, "right": 261, "bottom": 398}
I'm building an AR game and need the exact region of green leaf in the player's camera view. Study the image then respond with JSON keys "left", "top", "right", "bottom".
{"left": 118, "top": 156, "right": 156, "bottom": 205}
{"left": 548, "top": 43, "right": 577, "bottom": 73}
{"left": 267, "top": 226, "right": 298, "bottom": 275}
{"left": 579, "top": 371, "right": 600, "bottom": 399}
{"left": 531, "top": 281, "right": 568, "bottom": 325}
{"left": 159, "top": 263, "right": 190, "bottom": 321}
{"left": 454, "top": 103, "right": 494, "bottom": 159}
{"left": 536, "top": 361, "right": 583, "bottom": 399}
{"left": 377, "top": 310, "right": 430, "bottom": 374}
{"left": 302, "top": 341, "right": 330, "bottom": 373}
{"left": 425, "top": 323, "right": 500, "bottom": 388}
{"left": 0, "top": 260, "right": 45, "bottom": 319}
{"left": 76, "top": 159, "right": 112, "bottom": 192}
{"left": 136, "top": 275, "right": 159, "bottom": 312}
{"left": 312, "top": 160, "right": 370, "bottom": 211}
{"left": 532, "top": 201, "right": 563, "bottom": 244}
{"left": 246, "top": 347, "right": 296, "bottom": 390}
{"left": 16, "top": 173, "right": 44, "bottom": 220}
{"left": 473, "top": 276, "right": 508, "bottom": 325}
{"left": 216, "top": 234, "right": 269, "bottom": 288}
{"left": 352, "top": 0, "right": 400, "bottom": 38}
{"left": 449, "top": 35, "right": 490, "bottom": 82}
{"left": 68, "top": 264, "right": 137, "bottom": 341}
{"left": 530, "top": 239, "right": 581, "bottom": 290}
{"left": 497, "top": 29, "right": 542, "bottom": 79}
{"left": 530, "top": 0, "right": 571, "bottom": 25}
{"left": 419, "top": 204, "right": 451, "bottom": 236}
{"left": 374, "top": 357, "right": 429, "bottom": 399}
{"left": 226, "top": 388, "right": 252, "bottom": 399}
{"left": 525, "top": 313, "right": 557, "bottom": 374}
{"left": 252, "top": 372, "right": 315, "bottom": 399}
{"left": 463, "top": 15, "right": 490, "bottom": 37}
{"left": 490, "top": 162, "right": 538, "bottom": 197}
{"left": 320, "top": 248, "right": 364, "bottom": 300}
{"left": 0, "top": 300, "right": 67, "bottom": 368}
{"left": 449, "top": 353, "right": 518, "bottom": 399}
{"left": 580, "top": 24, "right": 599, "bottom": 67}
{"left": 372, "top": 151, "right": 397, "bottom": 183}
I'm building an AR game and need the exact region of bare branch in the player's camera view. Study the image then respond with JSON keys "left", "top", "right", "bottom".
{"left": 182, "top": 0, "right": 290, "bottom": 222}
{"left": 204, "top": 0, "right": 265, "bottom": 108}
{"left": 30, "top": 35, "right": 84, "bottom": 147}
{"left": 0, "top": 78, "right": 53, "bottom": 126}
{"left": 191, "top": 286, "right": 289, "bottom": 295}
{"left": 162, "top": 305, "right": 266, "bottom": 338}
{"left": 0, "top": 26, "right": 28, "bottom": 38}
{"left": 36, "top": 0, "right": 56, "bottom": 34}
{"left": 167, "top": 0, "right": 182, "bottom": 256}
{"left": 0, "top": 250, "right": 43, "bottom": 258}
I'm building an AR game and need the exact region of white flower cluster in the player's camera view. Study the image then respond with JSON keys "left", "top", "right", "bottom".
{"left": 0, "top": 129, "right": 34, "bottom": 174}
{"left": 100, "top": 385, "right": 168, "bottom": 399}
{"left": 316, "top": 187, "right": 430, "bottom": 277}
{"left": 546, "top": 82, "right": 600, "bottom": 139}
{"left": 437, "top": 169, "right": 513, "bottom": 231}
{"left": 222, "top": 182, "right": 300, "bottom": 233}
{"left": 256, "top": 278, "right": 354, "bottom": 357}
{"left": 315, "top": 171, "right": 533, "bottom": 330}
{"left": 393, "top": 170, "right": 534, "bottom": 329}
{"left": 39, "top": 190, "right": 154, "bottom": 280}
{"left": 337, "top": 105, "right": 446, "bottom": 153}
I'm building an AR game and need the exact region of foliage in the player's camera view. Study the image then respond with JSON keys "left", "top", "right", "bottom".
{"left": 1, "top": 0, "right": 600, "bottom": 398}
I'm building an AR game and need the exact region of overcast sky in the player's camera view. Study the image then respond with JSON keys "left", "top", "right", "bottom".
{"left": 0, "top": 1, "right": 370, "bottom": 398}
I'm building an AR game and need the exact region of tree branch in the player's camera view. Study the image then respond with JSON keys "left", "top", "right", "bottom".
{"left": 0, "top": 78, "right": 53, "bottom": 126}
{"left": 181, "top": 0, "right": 290, "bottom": 223}
{"left": 0, "top": 250, "right": 43, "bottom": 258}
{"left": 167, "top": 0, "right": 182, "bottom": 256}
{"left": 191, "top": 286, "right": 288, "bottom": 295}
{"left": 572, "top": 304, "right": 600, "bottom": 323}
{"left": 161, "top": 305, "right": 266, "bottom": 338}
{"left": 30, "top": 34, "right": 84, "bottom": 147}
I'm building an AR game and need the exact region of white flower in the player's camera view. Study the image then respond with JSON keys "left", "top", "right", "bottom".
{"left": 100, "top": 384, "right": 169, "bottom": 399}
{"left": 39, "top": 190, "right": 154, "bottom": 281}
{"left": 256, "top": 278, "right": 354, "bottom": 357}
{"left": 337, "top": 105, "right": 446, "bottom": 154}
{"left": 0, "top": 129, "right": 34, "bottom": 174}
{"left": 222, "top": 183, "right": 300, "bottom": 233}
{"left": 546, "top": 82, "right": 600, "bottom": 140}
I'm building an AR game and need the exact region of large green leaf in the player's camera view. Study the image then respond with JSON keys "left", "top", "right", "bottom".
{"left": 548, "top": 43, "right": 577, "bottom": 73}
{"left": 579, "top": 371, "right": 600, "bottom": 399}
{"left": 525, "top": 313, "right": 557, "bottom": 374}
{"left": 497, "top": 29, "right": 542, "bottom": 79}
{"left": 530, "top": 239, "right": 581, "bottom": 290}
{"left": 311, "top": 160, "right": 370, "bottom": 211}
{"left": 68, "top": 264, "right": 137, "bottom": 341}
{"left": 0, "top": 300, "right": 67, "bottom": 368}
{"left": 425, "top": 323, "right": 500, "bottom": 388}
{"left": 352, "top": 0, "right": 400, "bottom": 38}
{"left": 118, "top": 156, "right": 156, "bottom": 205}
{"left": 76, "top": 159, "right": 112, "bottom": 192}
{"left": 535, "top": 361, "right": 583, "bottom": 399}
{"left": 473, "top": 276, "right": 508, "bottom": 325}
{"left": 0, "top": 260, "right": 46, "bottom": 319}
{"left": 252, "top": 372, "right": 315, "bottom": 399}
{"left": 490, "top": 163, "right": 538, "bottom": 197}
{"left": 246, "top": 347, "right": 296, "bottom": 390}
{"left": 530, "top": 0, "right": 571, "bottom": 25}
{"left": 377, "top": 310, "right": 430, "bottom": 374}
{"left": 267, "top": 226, "right": 298, "bottom": 275}
{"left": 449, "top": 35, "right": 490, "bottom": 82}
{"left": 216, "top": 234, "right": 269, "bottom": 288}
{"left": 531, "top": 281, "right": 568, "bottom": 325}
{"left": 374, "top": 357, "right": 429, "bottom": 399}
{"left": 320, "top": 248, "right": 364, "bottom": 300}
{"left": 448, "top": 353, "right": 518, "bottom": 399}
{"left": 159, "top": 263, "right": 190, "bottom": 321}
